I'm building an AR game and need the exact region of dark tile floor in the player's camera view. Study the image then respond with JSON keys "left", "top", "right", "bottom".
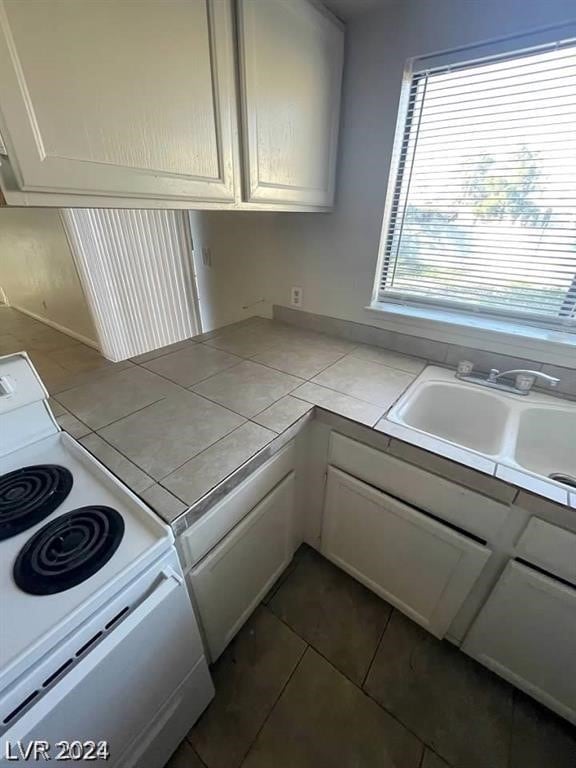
{"left": 167, "top": 546, "right": 576, "bottom": 768}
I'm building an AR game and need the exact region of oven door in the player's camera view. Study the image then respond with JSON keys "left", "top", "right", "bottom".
{"left": 1, "top": 555, "right": 213, "bottom": 767}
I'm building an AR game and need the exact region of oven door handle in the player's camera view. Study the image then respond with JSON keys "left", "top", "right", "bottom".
{"left": 3, "top": 569, "right": 184, "bottom": 743}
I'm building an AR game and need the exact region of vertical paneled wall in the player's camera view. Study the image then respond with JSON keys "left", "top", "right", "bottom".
{"left": 63, "top": 209, "right": 200, "bottom": 361}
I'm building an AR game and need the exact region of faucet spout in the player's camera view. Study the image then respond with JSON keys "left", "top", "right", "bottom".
{"left": 455, "top": 363, "right": 562, "bottom": 395}
{"left": 495, "top": 369, "right": 560, "bottom": 392}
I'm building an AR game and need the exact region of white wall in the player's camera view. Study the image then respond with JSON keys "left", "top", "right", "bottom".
{"left": 193, "top": 0, "right": 576, "bottom": 331}
{"left": 189, "top": 210, "right": 282, "bottom": 331}
{"left": 0, "top": 208, "right": 98, "bottom": 344}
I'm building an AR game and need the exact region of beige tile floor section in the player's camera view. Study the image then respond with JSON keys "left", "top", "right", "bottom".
{"left": 1, "top": 308, "right": 424, "bottom": 518}
{"left": 168, "top": 546, "right": 576, "bottom": 768}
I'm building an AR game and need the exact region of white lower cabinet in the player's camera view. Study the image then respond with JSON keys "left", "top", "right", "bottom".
{"left": 188, "top": 472, "right": 295, "bottom": 661}
{"left": 463, "top": 561, "right": 576, "bottom": 725}
{"left": 321, "top": 467, "right": 491, "bottom": 638}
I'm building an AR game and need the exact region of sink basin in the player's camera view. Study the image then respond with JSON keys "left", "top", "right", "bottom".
{"left": 387, "top": 366, "right": 576, "bottom": 495}
{"left": 513, "top": 407, "right": 576, "bottom": 482}
{"left": 393, "top": 380, "right": 510, "bottom": 456}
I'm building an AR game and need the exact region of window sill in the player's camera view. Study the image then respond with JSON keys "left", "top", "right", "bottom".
{"left": 365, "top": 302, "right": 575, "bottom": 367}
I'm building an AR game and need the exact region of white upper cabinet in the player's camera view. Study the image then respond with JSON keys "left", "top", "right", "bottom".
{"left": 0, "top": 0, "right": 239, "bottom": 205}
{"left": 0, "top": 0, "right": 343, "bottom": 210}
{"left": 237, "top": 0, "right": 344, "bottom": 207}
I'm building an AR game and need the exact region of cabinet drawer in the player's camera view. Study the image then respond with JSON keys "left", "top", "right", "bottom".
{"left": 321, "top": 467, "right": 491, "bottom": 638}
{"left": 179, "top": 442, "right": 295, "bottom": 569}
{"left": 329, "top": 433, "right": 508, "bottom": 540}
{"left": 189, "top": 472, "right": 295, "bottom": 661}
{"left": 464, "top": 561, "right": 576, "bottom": 725}
{"left": 516, "top": 518, "right": 576, "bottom": 586}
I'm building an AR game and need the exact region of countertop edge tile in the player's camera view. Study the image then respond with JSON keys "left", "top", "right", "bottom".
{"left": 139, "top": 483, "right": 187, "bottom": 524}
{"left": 171, "top": 411, "right": 314, "bottom": 536}
{"left": 496, "top": 465, "right": 569, "bottom": 506}
{"left": 375, "top": 419, "right": 497, "bottom": 475}
{"left": 161, "top": 421, "right": 277, "bottom": 506}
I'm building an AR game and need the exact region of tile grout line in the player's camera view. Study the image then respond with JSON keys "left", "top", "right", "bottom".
{"left": 361, "top": 607, "right": 393, "bottom": 690}
{"left": 265, "top": 578, "right": 402, "bottom": 711}
{"left": 186, "top": 382, "right": 305, "bottom": 422}
{"left": 155, "top": 422, "right": 278, "bottom": 502}
{"left": 262, "top": 556, "right": 445, "bottom": 761}
{"left": 417, "top": 742, "right": 427, "bottom": 768}
{"left": 293, "top": 375, "right": 402, "bottom": 411}
{"left": 144, "top": 357, "right": 244, "bottom": 390}
{"left": 267, "top": 604, "right": 376, "bottom": 690}
{"left": 139, "top": 327, "right": 372, "bottom": 392}
{"left": 235, "top": 628, "right": 310, "bottom": 768}
{"left": 78, "top": 430, "right": 155, "bottom": 488}
{"left": 265, "top": 596, "right": 440, "bottom": 764}
{"left": 154, "top": 416, "right": 268, "bottom": 481}
{"left": 360, "top": 680, "right": 449, "bottom": 763}
{"left": 86, "top": 394, "right": 169, "bottom": 433}
{"left": 246, "top": 345, "right": 356, "bottom": 381}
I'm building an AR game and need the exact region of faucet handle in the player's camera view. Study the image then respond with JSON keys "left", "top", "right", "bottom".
{"left": 515, "top": 373, "right": 536, "bottom": 392}
{"left": 457, "top": 360, "right": 474, "bottom": 375}
{"left": 487, "top": 368, "right": 499, "bottom": 382}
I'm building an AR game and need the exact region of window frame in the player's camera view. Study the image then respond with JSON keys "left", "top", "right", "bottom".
{"left": 371, "top": 24, "right": 576, "bottom": 336}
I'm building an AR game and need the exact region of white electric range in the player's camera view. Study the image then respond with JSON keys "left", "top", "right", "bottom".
{"left": 0, "top": 353, "right": 213, "bottom": 767}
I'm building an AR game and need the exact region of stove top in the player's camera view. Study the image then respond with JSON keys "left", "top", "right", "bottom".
{"left": 14, "top": 505, "right": 125, "bottom": 595}
{"left": 0, "top": 431, "right": 172, "bottom": 693}
{"left": 0, "top": 352, "right": 173, "bottom": 695}
{"left": 0, "top": 464, "right": 73, "bottom": 542}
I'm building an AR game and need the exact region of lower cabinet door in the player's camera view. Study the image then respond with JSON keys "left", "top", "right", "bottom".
{"left": 321, "top": 467, "right": 491, "bottom": 637}
{"left": 189, "top": 472, "right": 295, "bottom": 661}
{"left": 463, "top": 561, "right": 576, "bottom": 725}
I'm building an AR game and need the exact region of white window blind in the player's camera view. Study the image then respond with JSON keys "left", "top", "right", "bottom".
{"left": 378, "top": 41, "right": 576, "bottom": 330}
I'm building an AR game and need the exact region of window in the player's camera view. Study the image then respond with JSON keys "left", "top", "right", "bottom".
{"left": 376, "top": 40, "right": 576, "bottom": 331}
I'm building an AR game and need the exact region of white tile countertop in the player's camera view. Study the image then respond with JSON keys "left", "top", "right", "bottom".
{"left": 46, "top": 317, "right": 575, "bottom": 529}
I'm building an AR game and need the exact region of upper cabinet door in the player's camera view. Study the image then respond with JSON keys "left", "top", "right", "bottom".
{"left": 0, "top": 0, "right": 239, "bottom": 203}
{"left": 237, "top": 0, "right": 344, "bottom": 208}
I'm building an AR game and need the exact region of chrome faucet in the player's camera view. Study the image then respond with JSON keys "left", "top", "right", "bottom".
{"left": 456, "top": 362, "right": 560, "bottom": 396}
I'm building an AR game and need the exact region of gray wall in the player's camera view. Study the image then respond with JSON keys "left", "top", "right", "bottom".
{"left": 192, "top": 0, "right": 575, "bottom": 358}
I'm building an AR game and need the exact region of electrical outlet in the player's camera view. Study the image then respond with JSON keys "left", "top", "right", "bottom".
{"left": 290, "top": 287, "right": 303, "bottom": 308}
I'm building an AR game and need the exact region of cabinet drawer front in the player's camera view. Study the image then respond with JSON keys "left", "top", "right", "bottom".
{"left": 189, "top": 472, "right": 295, "bottom": 661}
{"left": 329, "top": 433, "right": 507, "bottom": 540}
{"left": 516, "top": 517, "right": 576, "bottom": 586}
{"left": 464, "top": 561, "right": 576, "bottom": 724}
{"left": 321, "top": 467, "right": 491, "bottom": 638}
{"left": 179, "top": 442, "right": 295, "bottom": 569}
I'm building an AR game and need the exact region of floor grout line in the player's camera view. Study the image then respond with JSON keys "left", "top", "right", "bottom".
{"left": 268, "top": 599, "right": 441, "bottom": 763}
{"left": 236, "top": 637, "right": 310, "bottom": 768}
{"left": 417, "top": 742, "right": 427, "bottom": 768}
{"left": 260, "top": 556, "right": 449, "bottom": 762}
{"left": 361, "top": 607, "right": 393, "bottom": 689}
